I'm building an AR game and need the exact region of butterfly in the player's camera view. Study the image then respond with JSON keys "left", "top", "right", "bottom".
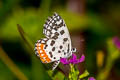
{"left": 34, "top": 12, "right": 76, "bottom": 70}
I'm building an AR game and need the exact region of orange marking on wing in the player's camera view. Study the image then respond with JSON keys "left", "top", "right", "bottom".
{"left": 36, "top": 43, "right": 51, "bottom": 63}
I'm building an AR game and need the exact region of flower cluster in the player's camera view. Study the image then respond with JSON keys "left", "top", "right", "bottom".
{"left": 60, "top": 53, "right": 95, "bottom": 80}
{"left": 60, "top": 53, "right": 85, "bottom": 64}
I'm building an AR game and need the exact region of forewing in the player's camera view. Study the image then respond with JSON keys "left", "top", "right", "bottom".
{"left": 43, "top": 13, "right": 70, "bottom": 39}
{"left": 43, "top": 13, "right": 72, "bottom": 58}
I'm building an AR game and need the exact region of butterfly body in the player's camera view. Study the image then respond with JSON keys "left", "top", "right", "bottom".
{"left": 34, "top": 13, "right": 75, "bottom": 70}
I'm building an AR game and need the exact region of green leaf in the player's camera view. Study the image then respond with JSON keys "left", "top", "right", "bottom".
{"left": 79, "top": 70, "right": 89, "bottom": 79}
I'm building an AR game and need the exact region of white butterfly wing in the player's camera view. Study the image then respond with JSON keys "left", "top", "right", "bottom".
{"left": 35, "top": 13, "right": 73, "bottom": 70}
{"left": 43, "top": 13, "right": 72, "bottom": 58}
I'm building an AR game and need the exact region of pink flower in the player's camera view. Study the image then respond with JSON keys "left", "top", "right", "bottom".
{"left": 88, "top": 77, "right": 96, "bottom": 80}
{"left": 112, "top": 36, "right": 120, "bottom": 49}
{"left": 60, "top": 58, "right": 69, "bottom": 64}
{"left": 60, "top": 53, "right": 85, "bottom": 64}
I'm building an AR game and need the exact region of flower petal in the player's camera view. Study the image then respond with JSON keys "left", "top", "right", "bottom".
{"left": 112, "top": 37, "right": 120, "bottom": 49}
{"left": 72, "top": 53, "right": 77, "bottom": 60}
{"left": 69, "top": 53, "right": 77, "bottom": 63}
{"left": 88, "top": 77, "right": 96, "bottom": 80}
{"left": 60, "top": 54, "right": 85, "bottom": 64}
{"left": 78, "top": 54, "right": 85, "bottom": 62}
{"left": 69, "top": 54, "right": 85, "bottom": 64}
{"left": 60, "top": 58, "right": 69, "bottom": 64}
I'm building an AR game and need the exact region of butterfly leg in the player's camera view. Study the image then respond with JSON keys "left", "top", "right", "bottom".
{"left": 52, "top": 60, "right": 60, "bottom": 70}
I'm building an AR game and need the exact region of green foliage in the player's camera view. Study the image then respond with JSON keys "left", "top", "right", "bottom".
{"left": 79, "top": 70, "right": 89, "bottom": 79}
{"left": 0, "top": 0, "right": 120, "bottom": 80}
{"left": 48, "top": 70, "right": 65, "bottom": 80}
{"left": 97, "top": 39, "right": 120, "bottom": 80}
{"left": 68, "top": 64, "right": 90, "bottom": 80}
{"left": 69, "top": 64, "right": 79, "bottom": 80}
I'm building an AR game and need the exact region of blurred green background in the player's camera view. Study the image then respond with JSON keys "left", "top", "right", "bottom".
{"left": 0, "top": 0, "right": 120, "bottom": 80}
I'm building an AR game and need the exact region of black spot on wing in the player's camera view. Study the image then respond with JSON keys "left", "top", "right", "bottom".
{"left": 52, "top": 47, "right": 55, "bottom": 51}
{"left": 64, "top": 52, "right": 66, "bottom": 55}
{"left": 54, "top": 57, "right": 56, "bottom": 59}
{"left": 52, "top": 23, "right": 57, "bottom": 30}
{"left": 60, "top": 30, "right": 65, "bottom": 35}
{"left": 58, "top": 50, "right": 61, "bottom": 53}
{"left": 67, "top": 44, "right": 70, "bottom": 53}
{"left": 52, "top": 35, "right": 58, "bottom": 40}
{"left": 55, "top": 32, "right": 59, "bottom": 36}
{"left": 63, "top": 38, "right": 68, "bottom": 42}
{"left": 44, "top": 45, "right": 48, "bottom": 49}
{"left": 49, "top": 52, "right": 53, "bottom": 58}
{"left": 60, "top": 45, "right": 63, "bottom": 49}
{"left": 50, "top": 40, "right": 55, "bottom": 46}
{"left": 54, "top": 27, "right": 58, "bottom": 31}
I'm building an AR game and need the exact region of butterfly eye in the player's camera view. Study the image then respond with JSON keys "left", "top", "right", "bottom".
{"left": 72, "top": 48, "right": 76, "bottom": 52}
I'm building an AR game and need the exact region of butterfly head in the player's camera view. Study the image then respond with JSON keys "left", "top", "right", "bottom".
{"left": 72, "top": 48, "right": 76, "bottom": 53}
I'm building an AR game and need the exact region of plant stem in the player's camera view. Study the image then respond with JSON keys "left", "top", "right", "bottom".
{"left": 0, "top": 46, "right": 28, "bottom": 80}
